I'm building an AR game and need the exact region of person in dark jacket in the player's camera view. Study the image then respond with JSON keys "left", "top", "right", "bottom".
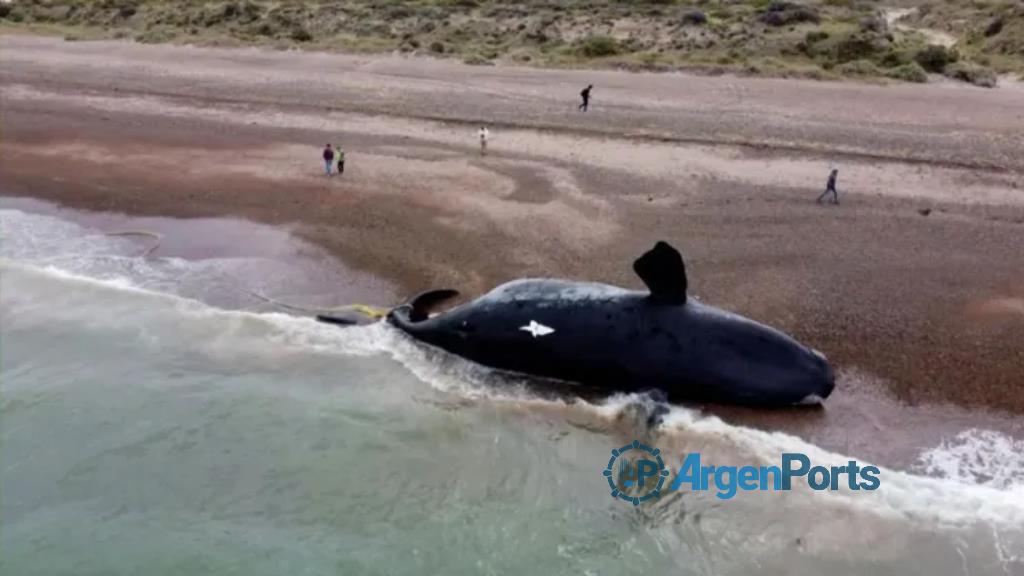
{"left": 323, "top": 144, "right": 335, "bottom": 177}
{"left": 817, "top": 168, "right": 840, "bottom": 204}
{"left": 579, "top": 84, "right": 593, "bottom": 112}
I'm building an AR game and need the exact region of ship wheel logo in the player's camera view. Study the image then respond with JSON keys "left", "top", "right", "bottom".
{"left": 603, "top": 440, "right": 669, "bottom": 505}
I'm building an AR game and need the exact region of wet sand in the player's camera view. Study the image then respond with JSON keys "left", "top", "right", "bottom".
{"left": 2, "top": 35, "right": 1023, "bottom": 467}
{"left": 0, "top": 195, "right": 398, "bottom": 310}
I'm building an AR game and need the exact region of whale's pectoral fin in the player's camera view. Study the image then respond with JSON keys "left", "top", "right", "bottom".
{"left": 407, "top": 289, "right": 461, "bottom": 321}
{"left": 633, "top": 241, "right": 687, "bottom": 304}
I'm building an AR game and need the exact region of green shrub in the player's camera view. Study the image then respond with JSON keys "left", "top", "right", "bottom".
{"left": 429, "top": 41, "right": 445, "bottom": 53}
{"left": 859, "top": 15, "right": 886, "bottom": 33}
{"left": 805, "top": 30, "right": 829, "bottom": 43}
{"left": 984, "top": 17, "right": 1003, "bottom": 37}
{"left": 135, "top": 28, "right": 174, "bottom": 44}
{"left": 577, "top": 35, "right": 622, "bottom": 58}
{"left": 836, "top": 59, "right": 880, "bottom": 76}
{"left": 387, "top": 6, "right": 414, "bottom": 19}
{"left": 759, "top": 2, "right": 820, "bottom": 27}
{"left": 885, "top": 62, "right": 928, "bottom": 83}
{"left": 290, "top": 27, "right": 312, "bottom": 42}
{"left": 253, "top": 22, "right": 276, "bottom": 36}
{"left": 944, "top": 61, "right": 997, "bottom": 87}
{"left": 117, "top": 4, "right": 138, "bottom": 20}
{"left": 681, "top": 10, "right": 707, "bottom": 25}
{"left": 463, "top": 54, "right": 494, "bottom": 65}
{"left": 914, "top": 44, "right": 957, "bottom": 73}
{"left": 833, "top": 33, "right": 883, "bottom": 63}
{"left": 710, "top": 6, "right": 733, "bottom": 20}
{"left": 878, "top": 48, "right": 910, "bottom": 67}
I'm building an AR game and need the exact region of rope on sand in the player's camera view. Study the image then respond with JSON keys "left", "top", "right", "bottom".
{"left": 105, "top": 230, "right": 162, "bottom": 257}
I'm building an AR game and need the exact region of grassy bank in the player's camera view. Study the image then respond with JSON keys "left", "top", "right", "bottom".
{"left": 900, "top": 0, "right": 1024, "bottom": 79}
{"left": 2, "top": 0, "right": 1020, "bottom": 85}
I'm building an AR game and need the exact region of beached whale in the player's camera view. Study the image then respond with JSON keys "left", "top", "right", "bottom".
{"left": 355, "top": 242, "right": 833, "bottom": 406}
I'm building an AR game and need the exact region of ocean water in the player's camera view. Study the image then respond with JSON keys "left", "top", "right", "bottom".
{"left": 2, "top": 206, "right": 1023, "bottom": 576}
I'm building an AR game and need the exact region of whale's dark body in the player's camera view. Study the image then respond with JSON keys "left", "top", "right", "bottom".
{"left": 382, "top": 242, "right": 835, "bottom": 406}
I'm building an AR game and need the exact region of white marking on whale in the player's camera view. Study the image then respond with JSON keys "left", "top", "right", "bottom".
{"left": 520, "top": 320, "right": 555, "bottom": 338}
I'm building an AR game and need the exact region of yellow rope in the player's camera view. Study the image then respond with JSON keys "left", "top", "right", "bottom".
{"left": 347, "top": 303, "right": 389, "bottom": 318}
{"left": 237, "top": 286, "right": 388, "bottom": 319}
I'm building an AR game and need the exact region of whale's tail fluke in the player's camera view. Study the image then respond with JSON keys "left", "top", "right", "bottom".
{"left": 633, "top": 241, "right": 688, "bottom": 304}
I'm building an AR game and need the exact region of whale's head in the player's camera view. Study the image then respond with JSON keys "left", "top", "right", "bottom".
{"left": 678, "top": 302, "right": 836, "bottom": 405}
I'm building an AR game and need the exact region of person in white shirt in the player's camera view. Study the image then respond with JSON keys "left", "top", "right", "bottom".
{"left": 478, "top": 126, "right": 489, "bottom": 156}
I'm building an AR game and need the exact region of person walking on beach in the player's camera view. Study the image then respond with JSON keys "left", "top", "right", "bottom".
{"left": 817, "top": 168, "right": 840, "bottom": 205}
{"left": 579, "top": 84, "right": 593, "bottom": 112}
{"left": 336, "top": 146, "right": 346, "bottom": 175}
{"left": 478, "top": 126, "right": 489, "bottom": 156}
{"left": 322, "top": 144, "right": 335, "bottom": 177}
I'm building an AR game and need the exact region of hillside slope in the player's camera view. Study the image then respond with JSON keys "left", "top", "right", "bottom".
{"left": 2, "top": 0, "right": 1021, "bottom": 85}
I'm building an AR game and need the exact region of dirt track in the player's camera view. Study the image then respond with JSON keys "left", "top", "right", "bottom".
{"left": 2, "top": 35, "right": 1023, "bottom": 440}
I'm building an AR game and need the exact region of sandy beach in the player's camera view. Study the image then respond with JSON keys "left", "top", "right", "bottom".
{"left": 2, "top": 34, "right": 1023, "bottom": 465}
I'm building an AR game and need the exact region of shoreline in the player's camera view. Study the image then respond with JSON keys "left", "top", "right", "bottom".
{"left": 4, "top": 195, "right": 1022, "bottom": 474}
{"left": 0, "top": 195, "right": 400, "bottom": 310}
{"left": 2, "top": 35, "right": 1023, "bottom": 464}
